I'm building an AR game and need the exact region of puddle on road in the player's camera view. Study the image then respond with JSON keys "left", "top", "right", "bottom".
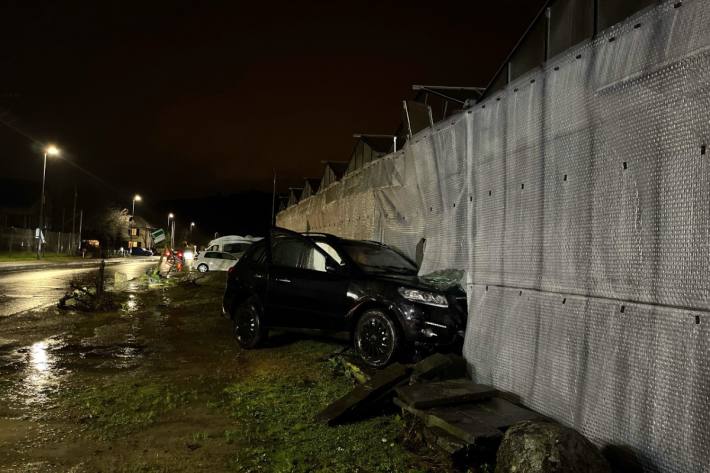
{"left": 0, "top": 334, "right": 150, "bottom": 409}
{"left": 2, "top": 337, "right": 66, "bottom": 408}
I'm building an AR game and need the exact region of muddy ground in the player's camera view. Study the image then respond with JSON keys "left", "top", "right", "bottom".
{"left": 0, "top": 271, "right": 452, "bottom": 472}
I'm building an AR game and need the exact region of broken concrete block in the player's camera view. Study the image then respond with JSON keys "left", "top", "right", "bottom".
{"left": 422, "top": 425, "right": 469, "bottom": 455}
{"left": 495, "top": 420, "right": 611, "bottom": 473}
{"left": 395, "top": 397, "right": 502, "bottom": 447}
{"left": 395, "top": 378, "right": 497, "bottom": 409}
{"left": 410, "top": 353, "right": 467, "bottom": 384}
{"left": 113, "top": 272, "right": 128, "bottom": 290}
{"left": 315, "top": 362, "right": 411, "bottom": 426}
{"left": 395, "top": 397, "right": 543, "bottom": 451}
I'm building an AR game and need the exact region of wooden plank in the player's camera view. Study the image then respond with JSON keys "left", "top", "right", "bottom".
{"left": 315, "top": 363, "right": 411, "bottom": 426}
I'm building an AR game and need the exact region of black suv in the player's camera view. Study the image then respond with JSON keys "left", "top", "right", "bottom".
{"left": 222, "top": 228, "right": 467, "bottom": 367}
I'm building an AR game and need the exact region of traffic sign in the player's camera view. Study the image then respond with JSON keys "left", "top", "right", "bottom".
{"left": 151, "top": 228, "right": 166, "bottom": 244}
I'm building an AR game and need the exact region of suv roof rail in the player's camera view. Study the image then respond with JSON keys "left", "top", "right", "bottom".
{"left": 301, "top": 232, "right": 335, "bottom": 238}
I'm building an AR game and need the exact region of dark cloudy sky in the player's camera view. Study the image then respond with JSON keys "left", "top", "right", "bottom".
{"left": 1, "top": 1, "right": 543, "bottom": 203}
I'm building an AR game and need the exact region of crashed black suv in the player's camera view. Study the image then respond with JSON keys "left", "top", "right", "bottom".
{"left": 222, "top": 228, "right": 467, "bottom": 367}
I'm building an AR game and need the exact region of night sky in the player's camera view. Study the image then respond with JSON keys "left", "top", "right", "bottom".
{"left": 1, "top": 1, "right": 543, "bottom": 232}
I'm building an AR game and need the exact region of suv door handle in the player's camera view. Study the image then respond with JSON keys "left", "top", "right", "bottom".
{"left": 254, "top": 273, "right": 264, "bottom": 279}
{"left": 275, "top": 278, "right": 292, "bottom": 284}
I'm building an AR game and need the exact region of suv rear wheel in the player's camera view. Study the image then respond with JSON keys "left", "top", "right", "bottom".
{"left": 232, "top": 296, "right": 267, "bottom": 348}
{"left": 354, "top": 309, "right": 400, "bottom": 367}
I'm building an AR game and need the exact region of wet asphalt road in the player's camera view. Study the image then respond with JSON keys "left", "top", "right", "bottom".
{"left": 0, "top": 260, "right": 157, "bottom": 317}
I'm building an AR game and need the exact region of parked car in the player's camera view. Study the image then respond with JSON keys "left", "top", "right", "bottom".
{"left": 222, "top": 228, "right": 467, "bottom": 367}
{"left": 130, "top": 247, "right": 153, "bottom": 256}
{"left": 195, "top": 251, "right": 239, "bottom": 272}
{"left": 205, "top": 235, "right": 262, "bottom": 258}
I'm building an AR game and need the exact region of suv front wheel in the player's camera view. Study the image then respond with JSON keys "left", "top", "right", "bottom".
{"left": 354, "top": 309, "right": 400, "bottom": 367}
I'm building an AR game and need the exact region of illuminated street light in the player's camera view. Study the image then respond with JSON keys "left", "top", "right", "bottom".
{"left": 168, "top": 213, "right": 175, "bottom": 248}
{"left": 37, "top": 145, "right": 61, "bottom": 259}
{"left": 132, "top": 194, "right": 142, "bottom": 216}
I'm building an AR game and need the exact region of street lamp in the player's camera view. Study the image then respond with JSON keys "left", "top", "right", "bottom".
{"left": 128, "top": 195, "right": 142, "bottom": 253}
{"left": 37, "top": 145, "right": 60, "bottom": 259}
{"left": 168, "top": 213, "right": 175, "bottom": 248}
{"left": 132, "top": 194, "right": 142, "bottom": 216}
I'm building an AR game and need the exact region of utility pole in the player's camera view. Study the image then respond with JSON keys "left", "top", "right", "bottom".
{"left": 271, "top": 169, "right": 277, "bottom": 227}
{"left": 37, "top": 145, "right": 60, "bottom": 259}
{"left": 78, "top": 210, "right": 83, "bottom": 251}
{"left": 71, "top": 186, "right": 77, "bottom": 254}
{"left": 37, "top": 151, "right": 48, "bottom": 259}
{"left": 60, "top": 207, "right": 65, "bottom": 253}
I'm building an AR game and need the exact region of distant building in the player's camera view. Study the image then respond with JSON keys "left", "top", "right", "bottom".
{"left": 127, "top": 215, "right": 156, "bottom": 249}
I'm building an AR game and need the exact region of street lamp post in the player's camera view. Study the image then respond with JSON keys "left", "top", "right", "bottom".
{"left": 132, "top": 194, "right": 142, "bottom": 217}
{"left": 37, "top": 145, "right": 60, "bottom": 259}
{"left": 168, "top": 213, "right": 175, "bottom": 248}
{"left": 130, "top": 194, "right": 142, "bottom": 253}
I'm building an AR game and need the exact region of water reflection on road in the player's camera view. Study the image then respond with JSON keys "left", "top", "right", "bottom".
{"left": 0, "top": 260, "right": 156, "bottom": 317}
{"left": 24, "top": 340, "right": 57, "bottom": 405}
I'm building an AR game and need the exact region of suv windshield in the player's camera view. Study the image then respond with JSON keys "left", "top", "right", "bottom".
{"left": 340, "top": 241, "right": 417, "bottom": 274}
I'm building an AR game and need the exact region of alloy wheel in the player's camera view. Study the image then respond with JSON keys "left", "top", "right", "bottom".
{"left": 356, "top": 312, "right": 396, "bottom": 367}
{"left": 234, "top": 302, "right": 260, "bottom": 347}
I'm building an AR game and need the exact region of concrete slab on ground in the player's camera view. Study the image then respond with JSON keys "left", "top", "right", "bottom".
{"left": 395, "top": 379, "right": 497, "bottom": 409}
{"left": 395, "top": 396, "right": 543, "bottom": 447}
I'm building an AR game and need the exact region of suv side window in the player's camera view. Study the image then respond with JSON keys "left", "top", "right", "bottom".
{"left": 247, "top": 243, "right": 266, "bottom": 265}
{"left": 301, "top": 246, "right": 327, "bottom": 272}
{"left": 271, "top": 237, "right": 308, "bottom": 268}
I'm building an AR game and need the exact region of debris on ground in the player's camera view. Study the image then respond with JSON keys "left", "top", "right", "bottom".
{"left": 113, "top": 271, "right": 128, "bottom": 291}
{"left": 410, "top": 352, "right": 468, "bottom": 383}
{"left": 317, "top": 352, "right": 606, "bottom": 472}
{"left": 315, "top": 362, "right": 411, "bottom": 426}
{"left": 495, "top": 420, "right": 611, "bottom": 473}
{"left": 325, "top": 352, "right": 374, "bottom": 384}
{"left": 58, "top": 260, "right": 115, "bottom": 311}
{"left": 395, "top": 378, "right": 497, "bottom": 409}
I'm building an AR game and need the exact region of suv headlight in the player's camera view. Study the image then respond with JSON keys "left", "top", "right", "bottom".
{"left": 398, "top": 287, "right": 448, "bottom": 307}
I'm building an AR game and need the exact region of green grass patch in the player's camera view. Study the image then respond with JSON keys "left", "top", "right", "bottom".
{"left": 0, "top": 252, "right": 83, "bottom": 263}
{"left": 70, "top": 376, "right": 195, "bottom": 438}
{"left": 220, "top": 340, "right": 439, "bottom": 473}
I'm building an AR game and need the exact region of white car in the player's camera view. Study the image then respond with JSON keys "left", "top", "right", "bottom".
{"left": 194, "top": 251, "right": 238, "bottom": 272}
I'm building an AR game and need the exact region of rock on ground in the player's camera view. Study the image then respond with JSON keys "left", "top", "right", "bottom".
{"left": 495, "top": 420, "right": 611, "bottom": 473}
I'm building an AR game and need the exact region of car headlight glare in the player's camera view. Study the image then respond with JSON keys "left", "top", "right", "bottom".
{"left": 398, "top": 287, "right": 448, "bottom": 307}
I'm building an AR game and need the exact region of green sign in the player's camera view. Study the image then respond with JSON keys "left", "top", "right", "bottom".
{"left": 151, "top": 228, "right": 166, "bottom": 244}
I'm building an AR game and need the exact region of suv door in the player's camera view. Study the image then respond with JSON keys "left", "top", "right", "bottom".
{"left": 267, "top": 229, "right": 350, "bottom": 329}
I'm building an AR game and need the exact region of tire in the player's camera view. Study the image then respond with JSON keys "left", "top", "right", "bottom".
{"left": 232, "top": 296, "right": 267, "bottom": 349}
{"left": 197, "top": 263, "right": 208, "bottom": 273}
{"left": 354, "top": 309, "right": 400, "bottom": 368}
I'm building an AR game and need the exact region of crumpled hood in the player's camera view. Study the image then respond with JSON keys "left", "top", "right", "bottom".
{"left": 371, "top": 272, "right": 465, "bottom": 295}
